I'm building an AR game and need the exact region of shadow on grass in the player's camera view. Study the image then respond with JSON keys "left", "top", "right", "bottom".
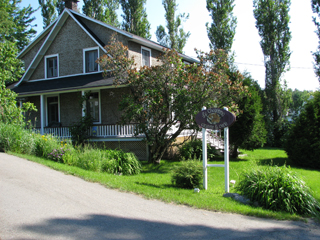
{"left": 135, "top": 182, "right": 176, "bottom": 189}
{"left": 257, "top": 158, "right": 290, "bottom": 167}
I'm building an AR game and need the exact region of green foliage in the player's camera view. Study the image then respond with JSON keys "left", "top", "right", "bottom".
{"left": 98, "top": 35, "right": 246, "bottom": 163}
{"left": 0, "top": 123, "right": 35, "bottom": 154}
{"left": 178, "top": 139, "right": 217, "bottom": 160}
{"left": 171, "top": 160, "right": 203, "bottom": 189}
{"left": 312, "top": 0, "right": 320, "bottom": 82}
{"left": 83, "top": 0, "right": 120, "bottom": 27}
{"left": 69, "top": 116, "right": 92, "bottom": 146}
{"left": 288, "top": 89, "right": 313, "bottom": 120}
{"left": 38, "top": 0, "right": 57, "bottom": 28}
{"left": 34, "top": 133, "right": 64, "bottom": 158}
{"left": 229, "top": 73, "right": 267, "bottom": 157}
{"left": 156, "top": 0, "right": 190, "bottom": 53}
{"left": 63, "top": 147, "right": 141, "bottom": 175}
{"left": 1, "top": 0, "right": 37, "bottom": 51}
{"left": 236, "top": 165, "right": 320, "bottom": 216}
{"left": 253, "top": 0, "right": 291, "bottom": 147}
{"left": 206, "top": 0, "right": 237, "bottom": 53}
{"left": 284, "top": 91, "right": 320, "bottom": 169}
{"left": 120, "top": 0, "right": 151, "bottom": 39}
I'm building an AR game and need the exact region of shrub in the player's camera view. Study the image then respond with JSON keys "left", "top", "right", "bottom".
{"left": 63, "top": 147, "right": 141, "bottom": 175}
{"left": 34, "top": 134, "right": 62, "bottom": 158}
{"left": 236, "top": 165, "right": 320, "bottom": 216}
{"left": 178, "top": 139, "right": 217, "bottom": 161}
{"left": 171, "top": 160, "right": 203, "bottom": 189}
{"left": 284, "top": 91, "right": 320, "bottom": 169}
{"left": 0, "top": 123, "right": 35, "bottom": 154}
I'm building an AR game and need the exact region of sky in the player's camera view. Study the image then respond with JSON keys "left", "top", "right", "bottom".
{"left": 21, "top": 0, "right": 320, "bottom": 91}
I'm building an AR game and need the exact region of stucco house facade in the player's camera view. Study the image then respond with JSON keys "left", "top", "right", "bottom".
{"left": 10, "top": 0, "right": 197, "bottom": 160}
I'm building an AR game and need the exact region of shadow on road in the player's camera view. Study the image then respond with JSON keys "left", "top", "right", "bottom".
{"left": 19, "top": 214, "right": 319, "bottom": 240}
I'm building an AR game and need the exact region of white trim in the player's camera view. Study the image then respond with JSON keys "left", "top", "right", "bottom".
{"left": 45, "top": 94, "right": 60, "bottom": 126}
{"left": 40, "top": 95, "right": 45, "bottom": 135}
{"left": 44, "top": 54, "right": 59, "bottom": 79}
{"left": 141, "top": 46, "right": 151, "bottom": 67}
{"left": 83, "top": 47, "right": 100, "bottom": 73}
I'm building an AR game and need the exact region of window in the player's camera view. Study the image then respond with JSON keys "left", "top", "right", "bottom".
{"left": 86, "top": 92, "right": 100, "bottom": 122}
{"left": 47, "top": 96, "right": 59, "bottom": 126}
{"left": 84, "top": 48, "right": 99, "bottom": 73}
{"left": 45, "top": 55, "right": 58, "bottom": 78}
{"left": 141, "top": 47, "right": 151, "bottom": 67}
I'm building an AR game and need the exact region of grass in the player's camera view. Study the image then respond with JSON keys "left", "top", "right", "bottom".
{"left": 9, "top": 148, "right": 320, "bottom": 221}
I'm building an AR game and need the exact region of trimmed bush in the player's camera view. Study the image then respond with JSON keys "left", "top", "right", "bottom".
{"left": 171, "top": 160, "right": 203, "bottom": 189}
{"left": 178, "top": 139, "right": 217, "bottom": 161}
{"left": 236, "top": 165, "right": 320, "bottom": 216}
{"left": 284, "top": 91, "right": 320, "bottom": 169}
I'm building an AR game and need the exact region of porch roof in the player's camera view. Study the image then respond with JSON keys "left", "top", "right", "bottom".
{"left": 10, "top": 73, "right": 115, "bottom": 96}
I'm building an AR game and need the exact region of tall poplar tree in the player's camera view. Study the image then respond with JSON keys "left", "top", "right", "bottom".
{"left": 253, "top": 0, "right": 291, "bottom": 146}
{"left": 120, "top": 0, "right": 151, "bottom": 39}
{"left": 83, "top": 0, "right": 120, "bottom": 27}
{"left": 155, "top": 0, "right": 190, "bottom": 53}
{"left": 38, "top": 0, "right": 57, "bottom": 28}
{"left": 206, "top": 0, "right": 237, "bottom": 53}
{"left": 311, "top": 0, "right": 320, "bottom": 83}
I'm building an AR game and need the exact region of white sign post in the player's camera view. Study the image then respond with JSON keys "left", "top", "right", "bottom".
{"left": 200, "top": 107, "right": 231, "bottom": 192}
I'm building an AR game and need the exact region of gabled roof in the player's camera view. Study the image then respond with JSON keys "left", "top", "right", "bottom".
{"left": 15, "top": 8, "right": 198, "bottom": 88}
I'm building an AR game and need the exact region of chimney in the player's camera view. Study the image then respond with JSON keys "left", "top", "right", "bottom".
{"left": 64, "top": 0, "right": 79, "bottom": 11}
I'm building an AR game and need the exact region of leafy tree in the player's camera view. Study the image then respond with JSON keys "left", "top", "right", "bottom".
{"left": 229, "top": 73, "right": 267, "bottom": 158}
{"left": 38, "top": 0, "right": 57, "bottom": 29}
{"left": 311, "top": 0, "right": 320, "bottom": 83}
{"left": 206, "top": 0, "right": 237, "bottom": 54}
{"left": 83, "top": 0, "right": 120, "bottom": 27}
{"left": 285, "top": 91, "right": 320, "bottom": 169}
{"left": 56, "top": 0, "right": 65, "bottom": 15}
{"left": 0, "top": 1, "right": 36, "bottom": 125}
{"left": 120, "top": 0, "right": 151, "bottom": 39}
{"left": 253, "top": 0, "right": 291, "bottom": 146}
{"left": 156, "top": 0, "right": 190, "bottom": 53}
{"left": 98, "top": 35, "right": 246, "bottom": 163}
{"left": 287, "top": 89, "right": 313, "bottom": 119}
{"left": 2, "top": 0, "right": 37, "bottom": 51}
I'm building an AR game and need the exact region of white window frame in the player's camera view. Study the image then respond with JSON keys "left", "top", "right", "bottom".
{"left": 45, "top": 94, "right": 60, "bottom": 126}
{"left": 45, "top": 54, "right": 59, "bottom": 79}
{"left": 83, "top": 47, "right": 100, "bottom": 73}
{"left": 141, "top": 47, "right": 151, "bottom": 67}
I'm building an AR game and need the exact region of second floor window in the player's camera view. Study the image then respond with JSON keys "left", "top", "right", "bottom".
{"left": 85, "top": 49, "right": 98, "bottom": 73}
{"left": 46, "top": 56, "right": 58, "bottom": 78}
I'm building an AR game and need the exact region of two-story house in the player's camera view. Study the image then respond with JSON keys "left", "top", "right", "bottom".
{"left": 10, "top": 0, "right": 198, "bottom": 160}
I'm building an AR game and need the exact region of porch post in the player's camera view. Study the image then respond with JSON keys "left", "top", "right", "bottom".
{"left": 40, "top": 95, "right": 45, "bottom": 135}
{"left": 81, "top": 91, "right": 86, "bottom": 117}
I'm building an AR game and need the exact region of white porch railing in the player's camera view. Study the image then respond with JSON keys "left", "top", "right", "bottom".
{"left": 34, "top": 124, "right": 142, "bottom": 139}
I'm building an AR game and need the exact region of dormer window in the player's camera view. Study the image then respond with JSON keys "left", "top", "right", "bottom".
{"left": 45, "top": 54, "right": 59, "bottom": 78}
{"left": 84, "top": 47, "right": 99, "bottom": 73}
{"left": 141, "top": 47, "right": 151, "bottom": 67}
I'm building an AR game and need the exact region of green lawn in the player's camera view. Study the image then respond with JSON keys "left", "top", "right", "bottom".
{"left": 10, "top": 148, "right": 320, "bottom": 221}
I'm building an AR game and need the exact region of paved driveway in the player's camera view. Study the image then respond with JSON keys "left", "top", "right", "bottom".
{"left": 0, "top": 152, "right": 319, "bottom": 240}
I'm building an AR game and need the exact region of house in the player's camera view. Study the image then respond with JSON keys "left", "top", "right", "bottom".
{"left": 10, "top": 0, "right": 197, "bottom": 160}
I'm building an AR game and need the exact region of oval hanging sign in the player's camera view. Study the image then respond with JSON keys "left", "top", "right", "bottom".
{"left": 195, "top": 108, "right": 236, "bottom": 130}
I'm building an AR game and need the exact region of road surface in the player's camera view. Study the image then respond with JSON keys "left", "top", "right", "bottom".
{"left": 1, "top": 152, "right": 319, "bottom": 239}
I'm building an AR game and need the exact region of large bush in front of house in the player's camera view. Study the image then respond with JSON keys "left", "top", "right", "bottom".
{"left": 284, "top": 91, "right": 320, "bottom": 169}
{"left": 178, "top": 139, "right": 217, "bottom": 161}
{"left": 171, "top": 160, "right": 203, "bottom": 189}
{"left": 236, "top": 165, "right": 320, "bottom": 216}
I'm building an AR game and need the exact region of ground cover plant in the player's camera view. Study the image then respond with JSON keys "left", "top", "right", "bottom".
{"left": 9, "top": 147, "right": 320, "bottom": 221}
{"left": 236, "top": 165, "right": 320, "bottom": 216}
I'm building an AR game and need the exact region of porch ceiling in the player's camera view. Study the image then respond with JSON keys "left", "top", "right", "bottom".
{"left": 10, "top": 73, "right": 116, "bottom": 96}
